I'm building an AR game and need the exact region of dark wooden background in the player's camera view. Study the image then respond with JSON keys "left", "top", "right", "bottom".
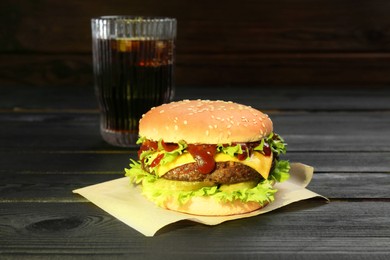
{"left": 1, "top": 0, "right": 390, "bottom": 87}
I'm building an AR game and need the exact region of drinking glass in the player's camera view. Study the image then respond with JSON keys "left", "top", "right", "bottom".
{"left": 91, "top": 16, "right": 177, "bottom": 147}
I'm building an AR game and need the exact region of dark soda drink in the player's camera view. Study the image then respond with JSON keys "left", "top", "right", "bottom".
{"left": 92, "top": 38, "right": 175, "bottom": 146}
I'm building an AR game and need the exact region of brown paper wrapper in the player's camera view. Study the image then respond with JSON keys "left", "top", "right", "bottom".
{"left": 73, "top": 163, "right": 327, "bottom": 236}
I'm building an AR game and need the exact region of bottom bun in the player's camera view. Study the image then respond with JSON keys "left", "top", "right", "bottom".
{"left": 163, "top": 196, "right": 267, "bottom": 216}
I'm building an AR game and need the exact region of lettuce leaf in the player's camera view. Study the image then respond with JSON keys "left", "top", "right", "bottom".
{"left": 159, "top": 140, "right": 187, "bottom": 165}
{"left": 268, "top": 133, "right": 287, "bottom": 156}
{"left": 216, "top": 143, "right": 243, "bottom": 157}
{"left": 270, "top": 159, "right": 290, "bottom": 182}
{"left": 125, "top": 163, "right": 277, "bottom": 207}
{"left": 126, "top": 159, "right": 156, "bottom": 184}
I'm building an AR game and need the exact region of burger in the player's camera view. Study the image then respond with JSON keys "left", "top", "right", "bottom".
{"left": 125, "top": 99, "right": 290, "bottom": 216}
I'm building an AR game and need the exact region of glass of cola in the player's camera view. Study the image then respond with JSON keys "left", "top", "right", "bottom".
{"left": 91, "top": 16, "right": 176, "bottom": 147}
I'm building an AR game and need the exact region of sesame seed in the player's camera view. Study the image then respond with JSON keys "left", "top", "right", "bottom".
{"left": 160, "top": 110, "right": 164, "bottom": 113}
{"left": 183, "top": 120, "right": 188, "bottom": 125}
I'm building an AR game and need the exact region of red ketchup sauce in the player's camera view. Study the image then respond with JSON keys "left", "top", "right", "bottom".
{"left": 150, "top": 154, "right": 164, "bottom": 167}
{"left": 262, "top": 143, "right": 272, "bottom": 156}
{"left": 138, "top": 139, "right": 158, "bottom": 158}
{"left": 187, "top": 144, "right": 217, "bottom": 174}
{"left": 161, "top": 140, "right": 179, "bottom": 152}
{"left": 138, "top": 139, "right": 272, "bottom": 173}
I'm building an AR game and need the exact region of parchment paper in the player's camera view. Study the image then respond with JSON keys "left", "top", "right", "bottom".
{"left": 73, "top": 163, "right": 327, "bottom": 236}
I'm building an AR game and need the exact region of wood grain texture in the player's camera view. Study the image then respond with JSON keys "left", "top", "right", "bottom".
{"left": 2, "top": 0, "right": 390, "bottom": 53}
{"left": 176, "top": 53, "right": 390, "bottom": 86}
{"left": 0, "top": 201, "right": 389, "bottom": 258}
{"left": 2, "top": 85, "right": 390, "bottom": 111}
{"left": 197, "top": 86, "right": 390, "bottom": 111}
{"left": 1, "top": 81, "right": 390, "bottom": 257}
{"left": 2, "top": 0, "right": 390, "bottom": 86}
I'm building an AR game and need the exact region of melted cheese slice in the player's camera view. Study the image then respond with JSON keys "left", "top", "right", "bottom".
{"left": 156, "top": 151, "right": 273, "bottom": 179}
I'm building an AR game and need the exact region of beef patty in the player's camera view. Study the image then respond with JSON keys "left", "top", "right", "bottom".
{"left": 161, "top": 161, "right": 262, "bottom": 184}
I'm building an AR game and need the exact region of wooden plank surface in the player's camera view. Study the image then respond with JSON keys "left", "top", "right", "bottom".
{"left": 2, "top": 0, "right": 390, "bottom": 86}
{"left": 0, "top": 85, "right": 389, "bottom": 258}
{"left": 2, "top": 0, "right": 390, "bottom": 53}
{"left": 2, "top": 85, "right": 390, "bottom": 111}
{"left": 0, "top": 201, "right": 389, "bottom": 259}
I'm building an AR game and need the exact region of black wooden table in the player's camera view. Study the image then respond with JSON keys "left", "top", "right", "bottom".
{"left": 1, "top": 85, "right": 389, "bottom": 259}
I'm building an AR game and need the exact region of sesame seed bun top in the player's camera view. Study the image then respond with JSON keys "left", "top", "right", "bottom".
{"left": 139, "top": 99, "right": 273, "bottom": 144}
